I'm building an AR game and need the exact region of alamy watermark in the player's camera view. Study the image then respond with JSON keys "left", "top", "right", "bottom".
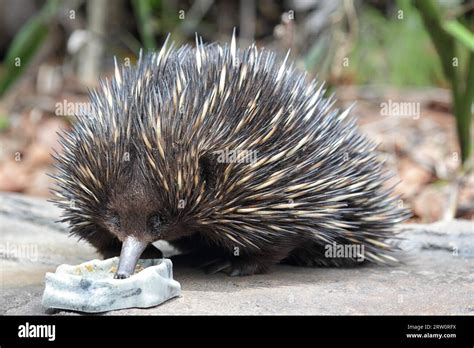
{"left": 55, "top": 99, "right": 92, "bottom": 117}
{"left": 18, "top": 322, "right": 55, "bottom": 341}
{"left": 0, "top": 242, "right": 38, "bottom": 262}
{"left": 324, "top": 242, "right": 365, "bottom": 262}
{"left": 380, "top": 99, "right": 420, "bottom": 120}
{"left": 213, "top": 149, "right": 258, "bottom": 164}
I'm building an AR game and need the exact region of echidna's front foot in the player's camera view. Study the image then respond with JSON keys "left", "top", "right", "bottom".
{"left": 202, "top": 257, "right": 269, "bottom": 276}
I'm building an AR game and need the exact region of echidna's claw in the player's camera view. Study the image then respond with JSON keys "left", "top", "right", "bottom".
{"left": 226, "top": 260, "right": 263, "bottom": 276}
{"left": 203, "top": 259, "right": 231, "bottom": 274}
{"left": 202, "top": 257, "right": 268, "bottom": 276}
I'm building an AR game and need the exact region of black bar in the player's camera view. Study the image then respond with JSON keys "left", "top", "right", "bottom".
{"left": 0, "top": 315, "right": 472, "bottom": 346}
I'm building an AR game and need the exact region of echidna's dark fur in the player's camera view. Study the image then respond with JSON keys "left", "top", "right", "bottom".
{"left": 52, "top": 33, "right": 409, "bottom": 276}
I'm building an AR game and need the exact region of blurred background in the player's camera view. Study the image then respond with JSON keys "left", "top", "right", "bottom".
{"left": 0, "top": 0, "right": 472, "bottom": 223}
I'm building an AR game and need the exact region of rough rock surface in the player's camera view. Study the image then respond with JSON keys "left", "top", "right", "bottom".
{"left": 0, "top": 192, "right": 473, "bottom": 315}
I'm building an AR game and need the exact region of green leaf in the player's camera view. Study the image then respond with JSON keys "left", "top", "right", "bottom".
{"left": 443, "top": 20, "right": 474, "bottom": 52}
{"left": 414, "top": 0, "right": 472, "bottom": 164}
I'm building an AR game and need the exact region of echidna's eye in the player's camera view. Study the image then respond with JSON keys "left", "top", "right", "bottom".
{"left": 109, "top": 212, "right": 121, "bottom": 229}
{"left": 148, "top": 213, "right": 162, "bottom": 233}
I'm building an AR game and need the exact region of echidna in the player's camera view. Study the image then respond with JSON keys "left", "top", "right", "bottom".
{"left": 51, "top": 32, "right": 409, "bottom": 278}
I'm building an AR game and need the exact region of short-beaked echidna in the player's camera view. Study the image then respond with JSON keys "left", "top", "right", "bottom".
{"left": 51, "top": 33, "right": 409, "bottom": 277}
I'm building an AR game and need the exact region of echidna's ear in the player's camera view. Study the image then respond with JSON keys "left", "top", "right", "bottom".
{"left": 199, "top": 153, "right": 222, "bottom": 191}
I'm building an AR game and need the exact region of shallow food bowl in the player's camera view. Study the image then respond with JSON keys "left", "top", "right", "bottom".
{"left": 42, "top": 257, "right": 181, "bottom": 313}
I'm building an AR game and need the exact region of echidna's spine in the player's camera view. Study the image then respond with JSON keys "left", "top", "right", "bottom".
{"left": 51, "top": 32, "right": 409, "bottom": 268}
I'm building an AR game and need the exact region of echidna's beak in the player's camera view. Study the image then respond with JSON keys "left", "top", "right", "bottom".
{"left": 114, "top": 236, "right": 148, "bottom": 279}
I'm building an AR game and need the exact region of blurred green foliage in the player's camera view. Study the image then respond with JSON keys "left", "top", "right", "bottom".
{"left": 132, "top": 0, "right": 158, "bottom": 51}
{"left": 132, "top": 0, "right": 185, "bottom": 52}
{"left": 0, "top": 116, "right": 9, "bottom": 131}
{"left": 414, "top": 0, "right": 473, "bottom": 165}
{"left": 304, "top": 32, "right": 334, "bottom": 79}
{"left": 348, "top": 3, "right": 445, "bottom": 86}
{"left": 0, "top": 0, "right": 60, "bottom": 96}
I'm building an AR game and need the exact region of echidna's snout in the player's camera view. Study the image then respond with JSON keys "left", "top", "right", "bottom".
{"left": 114, "top": 236, "right": 148, "bottom": 279}
{"left": 104, "top": 176, "right": 167, "bottom": 279}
